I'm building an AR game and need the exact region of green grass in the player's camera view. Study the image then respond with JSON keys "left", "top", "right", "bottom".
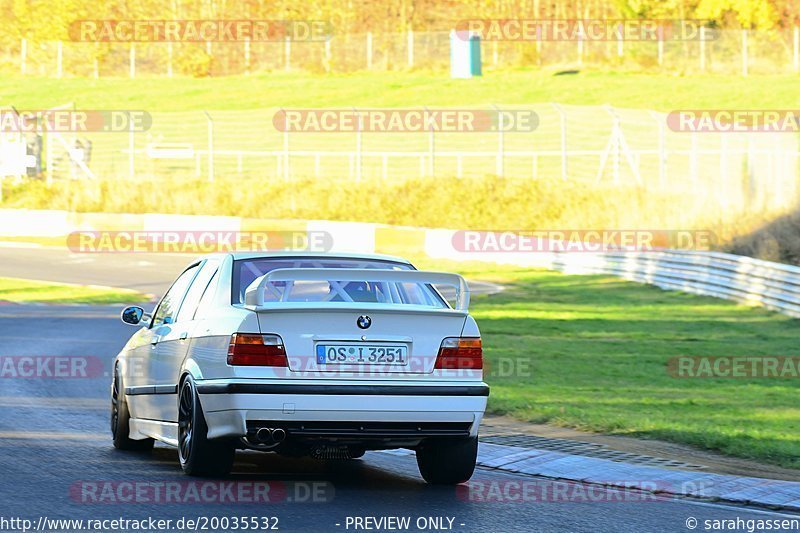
{"left": 3, "top": 69, "right": 800, "bottom": 110}
{"left": 0, "top": 176, "right": 712, "bottom": 231}
{"left": 454, "top": 263, "right": 800, "bottom": 468}
{"left": 0, "top": 277, "right": 146, "bottom": 304}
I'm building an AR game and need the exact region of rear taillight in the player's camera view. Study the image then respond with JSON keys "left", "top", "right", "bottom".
{"left": 434, "top": 337, "right": 483, "bottom": 369}
{"left": 227, "top": 333, "right": 287, "bottom": 367}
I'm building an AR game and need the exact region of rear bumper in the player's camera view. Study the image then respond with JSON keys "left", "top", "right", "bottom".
{"left": 196, "top": 379, "right": 489, "bottom": 441}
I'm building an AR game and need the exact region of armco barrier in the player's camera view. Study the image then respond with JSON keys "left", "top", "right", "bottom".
{"left": 550, "top": 250, "right": 800, "bottom": 318}
{"left": 2, "top": 209, "right": 799, "bottom": 318}
{"left": 425, "top": 229, "right": 800, "bottom": 318}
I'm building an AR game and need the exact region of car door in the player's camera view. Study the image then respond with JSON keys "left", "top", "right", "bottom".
{"left": 153, "top": 259, "right": 220, "bottom": 422}
{"left": 144, "top": 263, "right": 201, "bottom": 421}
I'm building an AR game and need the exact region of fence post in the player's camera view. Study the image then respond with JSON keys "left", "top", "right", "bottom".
{"left": 354, "top": 108, "right": 362, "bottom": 181}
{"left": 720, "top": 134, "right": 729, "bottom": 207}
{"left": 20, "top": 38, "right": 26, "bottom": 76}
{"left": 167, "top": 42, "right": 173, "bottom": 77}
{"left": 57, "top": 41, "right": 63, "bottom": 78}
{"left": 285, "top": 37, "right": 291, "bottom": 71}
{"left": 493, "top": 105, "right": 504, "bottom": 177}
{"left": 657, "top": 26, "right": 663, "bottom": 66}
{"left": 366, "top": 32, "right": 373, "bottom": 69}
{"left": 690, "top": 131, "right": 699, "bottom": 191}
{"left": 203, "top": 111, "right": 214, "bottom": 183}
{"left": 610, "top": 111, "right": 621, "bottom": 184}
{"left": 742, "top": 29, "right": 748, "bottom": 77}
{"left": 649, "top": 110, "right": 666, "bottom": 188}
{"left": 244, "top": 38, "right": 250, "bottom": 75}
{"left": 427, "top": 107, "right": 435, "bottom": 176}
{"left": 324, "top": 39, "right": 331, "bottom": 72}
{"left": 128, "top": 114, "right": 135, "bottom": 180}
{"left": 407, "top": 29, "right": 414, "bottom": 68}
{"left": 794, "top": 27, "right": 799, "bottom": 72}
{"left": 699, "top": 27, "right": 706, "bottom": 72}
{"left": 129, "top": 43, "right": 135, "bottom": 78}
{"left": 282, "top": 111, "right": 290, "bottom": 181}
{"left": 552, "top": 103, "right": 568, "bottom": 181}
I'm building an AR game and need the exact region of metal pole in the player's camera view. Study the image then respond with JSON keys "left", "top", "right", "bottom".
{"left": 609, "top": 108, "right": 620, "bottom": 185}
{"left": 690, "top": 132, "right": 698, "bottom": 191}
{"left": 128, "top": 113, "right": 134, "bottom": 180}
{"left": 493, "top": 105, "right": 504, "bottom": 177}
{"left": 324, "top": 39, "right": 331, "bottom": 72}
{"left": 282, "top": 111, "right": 290, "bottom": 181}
{"left": 427, "top": 107, "right": 435, "bottom": 176}
{"left": 354, "top": 108, "right": 362, "bottom": 181}
{"left": 552, "top": 103, "right": 568, "bottom": 181}
{"left": 57, "top": 41, "right": 63, "bottom": 78}
{"left": 167, "top": 42, "right": 173, "bottom": 77}
{"left": 657, "top": 26, "right": 663, "bottom": 66}
{"left": 648, "top": 110, "right": 666, "bottom": 189}
{"left": 366, "top": 32, "right": 373, "bottom": 69}
{"left": 20, "top": 38, "right": 26, "bottom": 76}
{"left": 407, "top": 29, "right": 414, "bottom": 68}
{"left": 203, "top": 111, "right": 214, "bottom": 183}
{"left": 700, "top": 27, "right": 706, "bottom": 72}
{"left": 244, "top": 38, "right": 250, "bottom": 75}
{"left": 742, "top": 29, "right": 748, "bottom": 77}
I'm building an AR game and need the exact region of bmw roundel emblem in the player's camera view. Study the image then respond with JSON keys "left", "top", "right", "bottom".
{"left": 356, "top": 315, "right": 372, "bottom": 329}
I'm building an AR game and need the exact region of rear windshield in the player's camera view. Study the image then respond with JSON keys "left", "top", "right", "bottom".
{"left": 232, "top": 257, "right": 448, "bottom": 308}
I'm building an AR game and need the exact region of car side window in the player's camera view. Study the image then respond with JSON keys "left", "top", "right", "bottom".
{"left": 152, "top": 265, "right": 199, "bottom": 328}
{"left": 176, "top": 261, "right": 219, "bottom": 323}
{"left": 193, "top": 270, "right": 219, "bottom": 320}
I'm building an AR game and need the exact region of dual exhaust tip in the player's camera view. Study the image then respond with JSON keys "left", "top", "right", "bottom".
{"left": 255, "top": 427, "right": 286, "bottom": 444}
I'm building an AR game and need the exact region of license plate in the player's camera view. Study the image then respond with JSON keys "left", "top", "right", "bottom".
{"left": 316, "top": 344, "right": 408, "bottom": 365}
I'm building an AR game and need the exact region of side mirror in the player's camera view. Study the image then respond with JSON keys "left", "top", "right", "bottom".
{"left": 121, "top": 306, "right": 150, "bottom": 326}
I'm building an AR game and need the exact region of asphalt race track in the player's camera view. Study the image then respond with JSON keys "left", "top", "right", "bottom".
{"left": 0, "top": 249, "right": 797, "bottom": 531}
{"left": 1, "top": 311, "right": 798, "bottom": 531}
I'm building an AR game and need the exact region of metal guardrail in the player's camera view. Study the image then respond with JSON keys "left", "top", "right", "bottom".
{"left": 543, "top": 250, "right": 800, "bottom": 318}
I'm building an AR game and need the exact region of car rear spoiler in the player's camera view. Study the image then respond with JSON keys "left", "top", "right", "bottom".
{"left": 244, "top": 268, "right": 470, "bottom": 311}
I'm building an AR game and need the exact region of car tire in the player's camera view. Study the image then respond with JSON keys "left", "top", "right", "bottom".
{"left": 416, "top": 436, "right": 478, "bottom": 485}
{"left": 178, "top": 376, "right": 235, "bottom": 477}
{"left": 111, "top": 366, "right": 155, "bottom": 452}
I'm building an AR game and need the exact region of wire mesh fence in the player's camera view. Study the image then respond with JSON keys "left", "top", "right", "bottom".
{"left": 4, "top": 28, "right": 800, "bottom": 77}
{"left": 3, "top": 103, "right": 797, "bottom": 216}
